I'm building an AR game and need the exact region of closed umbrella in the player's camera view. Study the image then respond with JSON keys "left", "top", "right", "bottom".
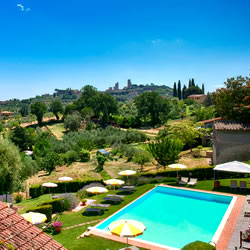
{"left": 168, "top": 164, "right": 187, "bottom": 178}
{"left": 108, "top": 219, "right": 146, "bottom": 246}
{"left": 21, "top": 212, "right": 47, "bottom": 224}
{"left": 118, "top": 170, "right": 136, "bottom": 184}
{"left": 58, "top": 176, "right": 73, "bottom": 193}
{"left": 104, "top": 179, "right": 125, "bottom": 190}
{"left": 86, "top": 186, "right": 108, "bottom": 201}
{"left": 42, "top": 182, "right": 58, "bottom": 194}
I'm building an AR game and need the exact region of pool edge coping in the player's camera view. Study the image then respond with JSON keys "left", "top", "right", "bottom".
{"left": 88, "top": 184, "right": 244, "bottom": 250}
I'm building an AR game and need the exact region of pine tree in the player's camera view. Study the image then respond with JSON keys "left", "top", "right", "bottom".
{"left": 188, "top": 79, "right": 192, "bottom": 88}
{"left": 191, "top": 78, "right": 195, "bottom": 86}
{"left": 177, "top": 80, "right": 182, "bottom": 100}
{"left": 182, "top": 84, "right": 187, "bottom": 99}
{"left": 173, "top": 82, "right": 177, "bottom": 97}
{"left": 202, "top": 83, "right": 205, "bottom": 94}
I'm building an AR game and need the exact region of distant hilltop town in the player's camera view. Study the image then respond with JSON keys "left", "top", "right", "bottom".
{"left": 105, "top": 79, "right": 133, "bottom": 92}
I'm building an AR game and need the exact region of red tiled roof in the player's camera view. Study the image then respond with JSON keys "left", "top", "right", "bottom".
{"left": 199, "top": 117, "right": 222, "bottom": 124}
{"left": 0, "top": 202, "right": 66, "bottom": 249}
{"left": 214, "top": 121, "right": 250, "bottom": 131}
{"left": 0, "top": 111, "right": 12, "bottom": 114}
{"left": 188, "top": 94, "right": 206, "bottom": 97}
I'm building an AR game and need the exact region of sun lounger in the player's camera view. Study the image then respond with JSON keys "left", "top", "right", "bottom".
{"left": 187, "top": 178, "right": 198, "bottom": 186}
{"left": 240, "top": 231, "right": 250, "bottom": 249}
{"left": 240, "top": 181, "right": 247, "bottom": 191}
{"left": 103, "top": 197, "right": 121, "bottom": 204}
{"left": 90, "top": 203, "right": 110, "bottom": 209}
{"left": 107, "top": 194, "right": 125, "bottom": 199}
{"left": 178, "top": 177, "right": 188, "bottom": 185}
{"left": 122, "top": 185, "right": 135, "bottom": 189}
{"left": 84, "top": 208, "right": 104, "bottom": 215}
{"left": 230, "top": 180, "right": 238, "bottom": 190}
{"left": 118, "top": 187, "right": 135, "bottom": 193}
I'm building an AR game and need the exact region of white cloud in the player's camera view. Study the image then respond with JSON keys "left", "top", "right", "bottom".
{"left": 25, "top": 8, "right": 31, "bottom": 12}
{"left": 17, "top": 4, "right": 24, "bottom": 11}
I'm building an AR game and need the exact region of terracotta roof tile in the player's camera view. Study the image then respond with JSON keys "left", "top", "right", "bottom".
{"left": 0, "top": 201, "right": 66, "bottom": 249}
{"left": 214, "top": 121, "right": 250, "bottom": 131}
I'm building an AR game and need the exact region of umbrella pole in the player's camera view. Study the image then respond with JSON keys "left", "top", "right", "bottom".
{"left": 65, "top": 183, "right": 66, "bottom": 193}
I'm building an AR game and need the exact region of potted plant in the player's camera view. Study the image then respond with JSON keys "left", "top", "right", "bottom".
{"left": 53, "top": 221, "right": 63, "bottom": 232}
{"left": 81, "top": 199, "right": 87, "bottom": 206}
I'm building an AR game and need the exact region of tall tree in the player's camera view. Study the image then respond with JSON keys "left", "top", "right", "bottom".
{"left": 177, "top": 80, "right": 182, "bottom": 100}
{"left": 20, "top": 104, "right": 29, "bottom": 117}
{"left": 148, "top": 137, "right": 183, "bottom": 169}
{"left": 173, "top": 82, "right": 177, "bottom": 97}
{"left": 212, "top": 76, "right": 250, "bottom": 123}
{"left": 188, "top": 79, "right": 192, "bottom": 88}
{"left": 191, "top": 78, "right": 195, "bottom": 86}
{"left": 202, "top": 83, "right": 205, "bottom": 94}
{"left": 133, "top": 149, "right": 152, "bottom": 172}
{"left": 135, "top": 92, "right": 171, "bottom": 126}
{"left": 182, "top": 84, "right": 187, "bottom": 99}
{"left": 0, "top": 138, "right": 23, "bottom": 194}
{"left": 31, "top": 102, "right": 47, "bottom": 126}
{"left": 50, "top": 99, "right": 64, "bottom": 120}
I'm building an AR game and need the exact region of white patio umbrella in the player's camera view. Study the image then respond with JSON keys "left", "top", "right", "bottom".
{"left": 58, "top": 176, "right": 73, "bottom": 193}
{"left": 104, "top": 179, "right": 125, "bottom": 190}
{"left": 21, "top": 212, "right": 47, "bottom": 224}
{"left": 168, "top": 164, "right": 187, "bottom": 178}
{"left": 86, "top": 186, "right": 108, "bottom": 200}
{"left": 118, "top": 170, "right": 136, "bottom": 184}
{"left": 42, "top": 182, "right": 58, "bottom": 194}
{"left": 108, "top": 219, "right": 146, "bottom": 246}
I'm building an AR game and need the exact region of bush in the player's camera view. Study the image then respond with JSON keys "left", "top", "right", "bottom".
{"left": 76, "top": 190, "right": 86, "bottom": 200}
{"left": 29, "top": 184, "right": 45, "bottom": 199}
{"left": 27, "top": 205, "right": 52, "bottom": 221}
{"left": 59, "top": 193, "right": 79, "bottom": 211}
{"left": 79, "top": 149, "right": 90, "bottom": 162}
{"left": 14, "top": 193, "right": 23, "bottom": 203}
{"left": 64, "top": 150, "right": 79, "bottom": 165}
{"left": 40, "top": 198, "right": 65, "bottom": 213}
{"left": 181, "top": 241, "right": 215, "bottom": 250}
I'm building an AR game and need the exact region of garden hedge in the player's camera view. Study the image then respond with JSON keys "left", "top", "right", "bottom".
{"left": 181, "top": 241, "right": 215, "bottom": 250}
{"left": 29, "top": 179, "right": 103, "bottom": 198}
{"left": 40, "top": 198, "right": 65, "bottom": 213}
{"left": 27, "top": 205, "right": 52, "bottom": 222}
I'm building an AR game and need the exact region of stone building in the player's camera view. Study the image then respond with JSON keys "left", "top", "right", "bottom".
{"left": 188, "top": 94, "right": 207, "bottom": 103}
{"left": 212, "top": 121, "right": 250, "bottom": 164}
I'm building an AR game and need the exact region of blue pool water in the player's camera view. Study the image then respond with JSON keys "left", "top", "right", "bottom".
{"left": 96, "top": 186, "right": 233, "bottom": 249}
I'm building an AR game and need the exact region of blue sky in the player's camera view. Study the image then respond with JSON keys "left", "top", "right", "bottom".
{"left": 0, "top": 0, "right": 250, "bottom": 100}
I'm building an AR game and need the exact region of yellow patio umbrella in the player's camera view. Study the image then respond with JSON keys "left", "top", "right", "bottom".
{"left": 168, "top": 164, "right": 187, "bottom": 178}
{"left": 86, "top": 186, "right": 108, "bottom": 200}
{"left": 118, "top": 170, "right": 136, "bottom": 184}
{"left": 108, "top": 219, "right": 146, "bottom": 246}
{"left": 104, "top": 179, "right": 125, "bottom": 190}
{"left": 21, "top": 212, "right": 47, "bottom": 224}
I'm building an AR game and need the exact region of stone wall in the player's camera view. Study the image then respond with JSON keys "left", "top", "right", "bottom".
{"left": 213, "top": 130, "right": 250, "bottom": 164}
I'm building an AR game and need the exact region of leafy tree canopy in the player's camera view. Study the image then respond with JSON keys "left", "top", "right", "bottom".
{"left": 31, "top": 102, "right": 47, "bottom": 126}
{"left": 64, "top": 112, "right": 82, "bottom": 131}
{"left": 50, "top": 99, "right": 64, "bottom": 120}
{"left": 148, "top": 137, "right": 183, "bottom": 168}
{"left": 212, "top": 76, "right": 250, "bottom": 123}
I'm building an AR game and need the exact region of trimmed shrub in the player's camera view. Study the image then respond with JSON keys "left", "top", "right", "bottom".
{"left": 181, "top": 241, "right": 215, "bottom": 250}
{"left": 29, "top": 184, "right": 45, "bottom": 199}
{"left": 40, "top": 198, "right": 65, "bottom": 213}
{"left": 27, "top": 205, "right": 52, "bottom": 222}
{"left": 59, "top": 193, "right": 79, "bottom": 211}
{"left": 14, "top": 193, "right": 23, "bottom": 203}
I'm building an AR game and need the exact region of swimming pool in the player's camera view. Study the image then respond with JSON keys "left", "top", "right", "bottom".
{"left": 95, "top": 185, "right": 235, "bottom": 249}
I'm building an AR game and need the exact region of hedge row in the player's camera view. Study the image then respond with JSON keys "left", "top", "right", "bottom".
{"left": 40, "top": 198, "right": 65, "bottom": 214}
{"left": 29, "top": 179, "right": 103, "bottom": 198}
{"left": 27, "top": 205, "right": 52, "bottom": 222}
{"left": 140, "top": 165, "right": 249, "bottom": 180}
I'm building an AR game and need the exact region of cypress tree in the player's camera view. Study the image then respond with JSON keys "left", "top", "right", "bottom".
{"left": 182, "top": 84, "right": 187, "bottom": 99}
{"left": 177, "top": 80, "right": 182, "bottom": 100}
{"left": 202, "top": 83, "right": 205, "bottom": 94}
{"left": 173, "top": 82, "right": 177, "bottom": 97}
{"left": 188, "top": 79, "right": 192, "bottom": 88}
{"left": 191, "top": 78, "right": 195, "bottom": 87}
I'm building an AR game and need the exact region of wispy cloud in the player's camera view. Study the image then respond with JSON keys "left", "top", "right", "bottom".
{"left": 17, "top": 4, "right": 31, "bottom": 12}
{"left": 17, "top": 4, "right": 24, "bottom": 11}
